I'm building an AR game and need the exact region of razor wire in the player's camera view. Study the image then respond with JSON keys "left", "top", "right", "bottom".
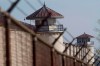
{"left": 9, "top": 0, "right": 71, "bottom": 45}
{"left": 7, "top": 0, "right": 97, "bottom": 63}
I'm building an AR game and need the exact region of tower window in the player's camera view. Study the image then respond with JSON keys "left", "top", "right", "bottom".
{"left": 48, "top": 19, "right": 56, "bottom": 25}
{"left": 43, "top": 21, "right": 48, "bottom": 26}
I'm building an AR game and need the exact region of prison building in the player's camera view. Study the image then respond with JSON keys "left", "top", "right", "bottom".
{"left": 65, "top": 33, "right": 94, "bottom": 64}
{"left": 26, "top": 4, "right": 65, "bottom": 53}
{"left": 0, "top": 4, "right": 95, "bottom": 66}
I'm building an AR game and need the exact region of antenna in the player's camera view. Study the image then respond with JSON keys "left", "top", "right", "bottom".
{"left": 43, "top": 2, "right": 46, "bottom": 7}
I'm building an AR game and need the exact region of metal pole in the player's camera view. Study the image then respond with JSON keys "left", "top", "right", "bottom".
{"left": 32, "top": 36, "right": 36, "bottom": 66}
{"left": 52, "top": 28, "right": 66, "bottom": 46}
{"left": 73, "top": 59, "right": 76, "bottom": 66}
{"left": 87, "top": 55, "right": 95, "bottom": 63}
{"left": 63, "top": 38, "right": 75, "bottom": 53}
{"left": 81, "top": 49, "right": 90, "bottom": 60}
{"left": 51, "top": 48, "right": 54, "bottom": 66}
{"left": 91, "top": 56, "right": 99, "bottom": 66}
{"left": 4, "top": 17, "right": 11, "bottom": 66}
{"left": 62, "top": 55, "right": 65, "bottom": 66}
{"left": 7, "top": 0, "right": 20, "bottom": 13}
{"left": 74, "top": 44, "right": 85, "bottom": 57}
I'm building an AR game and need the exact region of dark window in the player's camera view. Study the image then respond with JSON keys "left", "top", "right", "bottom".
{"left": 44, "top": 21, "right": 48, "bottom": 26}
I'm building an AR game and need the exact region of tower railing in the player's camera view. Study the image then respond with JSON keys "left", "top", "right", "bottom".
{"left": 37, "top": 25, "right": 64, "bottom": 32}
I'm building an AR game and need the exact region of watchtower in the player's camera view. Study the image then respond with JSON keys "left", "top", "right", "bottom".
{"left": 26, "top": 4, "right": 65, "bottom": 52}
{"left": 76, "top": 33, "right": 94, "bottom": 64}
{"left": 76, "top": 32, "right": 94, "bottom": 46}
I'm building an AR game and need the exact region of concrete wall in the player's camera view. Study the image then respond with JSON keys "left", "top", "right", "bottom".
{"left": 87, "top": 45, "right": 94, "bottom": 64}
{"left": 10, "top": 30, "right": 33, "bottom": 66}
{"left": 0, "top": 25, "right": 94, "bottom": 66}
{"left": 37, "top": 32, "right": 94, "bottom": 64}
{"left": 0, "top": 27, "right": 5, "bottom": 66}
{"left": 37, "top": 33, "right": 65, "bottom": 52}
{"left": 0, "top": 26, "right": 33, "bottom": 66}
{"left": 65, "top": 44, "right": 94, "bottom": 64}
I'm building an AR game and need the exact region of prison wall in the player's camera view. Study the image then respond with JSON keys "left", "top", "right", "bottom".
{"left": 0, "top": 27, "right": 5, "bottom": 66}
{"left": 10, "top": 30, "right": 33, "bottom": 66}
{"left": 37, "top": 33, "right": 65, "bottom": 52}
{"left": 65, "top": 44, "right": 94, "bottom": 64}
{"left": 0, "top": 25, "right": 94, "bottom": 66}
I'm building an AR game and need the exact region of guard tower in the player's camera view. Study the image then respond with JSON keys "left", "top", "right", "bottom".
{"left": 26, "top": 4, "right": 65, "bottom": 52}
{"left": 76, "top": 33, "right": 94, "bottom": 46}
{"left": 76, "top": 33, "right": 94, "bottom": 64}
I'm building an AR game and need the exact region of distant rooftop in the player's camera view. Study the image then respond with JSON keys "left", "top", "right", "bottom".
{"left": 76, "top": 33, "right": 94, "bottom": 38}
{"left": 26, "top": 4, "right": 64, "bottom": 20}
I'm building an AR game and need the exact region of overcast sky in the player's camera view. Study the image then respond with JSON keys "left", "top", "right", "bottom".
{"left": 0, "top": 0, "right": 100, "bottom": 48}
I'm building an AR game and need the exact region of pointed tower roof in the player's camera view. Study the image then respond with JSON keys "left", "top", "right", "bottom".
{"left": 26, "top": 4, "right": 64, "bottom": 20}
{"left": 76, "top": 33, "right": 94, "bottom": 38}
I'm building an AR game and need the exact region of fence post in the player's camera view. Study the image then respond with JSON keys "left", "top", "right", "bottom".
{"left": 51, "top": 48, "right": 55, "bottom": 66}
{"left": 32, "top": 36, "right": 37, "bottom": 66}
{"left": 4, "top": 17, "right": 11, "bottom": 66}
{"left": 73, "top": 59, "right": 76, "bottom": 66}
{"left": 62, "top": 55, "right": 65, "bottom": 66}
{"left": 52, "top": 28, "right": 66, "bottom": 46}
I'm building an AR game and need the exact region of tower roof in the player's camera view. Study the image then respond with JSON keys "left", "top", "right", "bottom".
{"left": 26, "top": 4, "right": 64, "bottom": 20}
{"left": 76, "top": 33, "right": 94, "bottom": 38}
